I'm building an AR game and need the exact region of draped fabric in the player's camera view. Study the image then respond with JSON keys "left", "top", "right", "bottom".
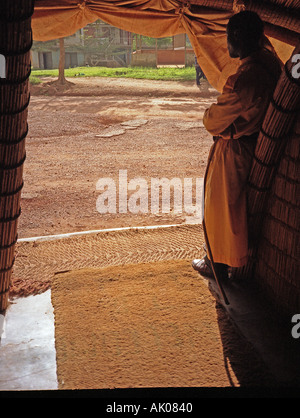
{"left": 31, "top": 0, "right": 297, "bottom": 92}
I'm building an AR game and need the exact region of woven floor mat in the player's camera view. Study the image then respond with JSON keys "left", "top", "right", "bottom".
{"left": 12, "top": 224, "right": 205, "bottom": 298}
{"left": 51, "top": 259, "right": 276, "bottom": 389}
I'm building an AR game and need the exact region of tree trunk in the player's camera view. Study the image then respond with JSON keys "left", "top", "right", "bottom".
{"left": 0, "top": 0, "right": 33, "bottom": 311}
{"left": 58, "top": 38, "right": 66, "bottom": 84}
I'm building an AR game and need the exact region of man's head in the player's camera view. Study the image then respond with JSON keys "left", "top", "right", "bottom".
{"left": 226, "top": 11, "right": 264, "bottom": 59}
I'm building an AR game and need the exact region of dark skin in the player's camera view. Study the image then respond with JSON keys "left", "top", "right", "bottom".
{"left": 226, "top": 28, "right": 262, "bottom": 59}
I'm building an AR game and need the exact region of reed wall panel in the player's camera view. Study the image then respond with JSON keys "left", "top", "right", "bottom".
{"left": 255, "top": 127, "right": 300, "bottom": 315}
{"left": 232, "top": 43, "right": 300, "bottom": 314}
{"left": 0, "top": 1, "right": 33, "bottom": 311}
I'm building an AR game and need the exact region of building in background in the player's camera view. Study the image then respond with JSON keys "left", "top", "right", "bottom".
{"left": 31, "top": 21, "right": 132, "bottom": 69}
{"left": 31, "top": 29, "right": 85, "bottom": 69}
{"left": 131, "top": 33, "right": 195, "bottom": 67}
{"left": 31, "top": 20, "right": 195, "bottom": 69}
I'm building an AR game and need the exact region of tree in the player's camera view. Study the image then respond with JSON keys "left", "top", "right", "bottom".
{"left": 31, "top": 37, "right": 73, "bottom": 86}
{"left": 58, "top": 38, "right": 66, "bottom": 84}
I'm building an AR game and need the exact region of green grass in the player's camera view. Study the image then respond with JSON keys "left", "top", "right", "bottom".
{"left": 30, "top": 66, "right": 196, "bottom": 83}
{"left": 29, "top": 74, "right": 44, "bottom": 85}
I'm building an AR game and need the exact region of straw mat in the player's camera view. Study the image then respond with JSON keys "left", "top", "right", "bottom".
{"left": 52, "top": 259, "right": 275, "bottom": 389}
{"left": 12, "top": 225, "right": 205, "bottom": 298}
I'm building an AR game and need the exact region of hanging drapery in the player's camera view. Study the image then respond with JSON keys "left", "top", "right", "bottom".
{"left": 0, "top": 0, "right": 34, "bottom": 311}
{"left": 31, "top": 0, "right": 297, "bottom": 92}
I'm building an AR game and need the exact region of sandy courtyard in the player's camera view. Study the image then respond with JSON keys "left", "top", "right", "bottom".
{"left": 5, "top": 76, "right": 299, "bottom": 391}
{"left": 20, "top": 76, "right": 218, "bottom": 239}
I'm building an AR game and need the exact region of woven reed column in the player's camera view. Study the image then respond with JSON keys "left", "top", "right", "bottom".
{"left": 233, "top": 42, "right": 300, "bottom": 283}
{"left": 0, "top": 1, "right": 34, "bottom": 311}
{"left": 255, "top": 120, "right": 300, "bottom": 315}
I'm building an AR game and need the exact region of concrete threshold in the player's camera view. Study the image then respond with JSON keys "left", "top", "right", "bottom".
{"left": 0, "top": 290, "right": 58, "bottom": 391}
{"left": 0, "top": 269, "right": 299, "bottom": 391}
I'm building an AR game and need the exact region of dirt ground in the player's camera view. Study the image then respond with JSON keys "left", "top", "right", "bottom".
{"left": 52, "top": 260, "right": 276, "bottom": 389}
{"left": 20, "top": 76, "right": 218, "bottom": 239}
{"left": 11, "top": 77, "right": 298, "bottom": 390}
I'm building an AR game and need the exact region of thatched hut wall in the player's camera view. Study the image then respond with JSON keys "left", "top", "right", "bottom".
{"left": 255, "top": 117, "right": 300, "bottom": 316}
{"left": 232, "top": 44, "right": 300, "bottom": 314}
{"left": 0, "top": 1, "right": 33, "bottom": 311}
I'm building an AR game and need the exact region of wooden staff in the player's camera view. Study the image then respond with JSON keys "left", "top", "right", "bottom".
{"left": 202, "top": 218, "right": 230, "bottom": 305}
{"left": 202, "top": 140, "right": 230, "bottom": 306}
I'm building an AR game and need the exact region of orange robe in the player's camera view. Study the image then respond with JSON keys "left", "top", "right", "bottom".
{"left": 203, "top": 48, "right": 282, "bottom": 267}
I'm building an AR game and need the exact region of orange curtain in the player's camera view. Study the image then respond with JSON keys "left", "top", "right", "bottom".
{"left": 31, "top": 0, "right": 295, "bottom": 91}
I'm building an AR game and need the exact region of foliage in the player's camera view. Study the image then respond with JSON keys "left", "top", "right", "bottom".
{"left": 132, "top": 36, "right": 173, "bottom": 50}
{"left": 31, "top": 40, "right": 59, "bottom": 52}
{"left": 30, "top": 65, "right": 196, "bottom": 82}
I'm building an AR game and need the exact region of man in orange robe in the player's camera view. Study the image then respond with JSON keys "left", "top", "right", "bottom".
{"left": 192, "top": 11, "right": 282, "bottom": 280}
